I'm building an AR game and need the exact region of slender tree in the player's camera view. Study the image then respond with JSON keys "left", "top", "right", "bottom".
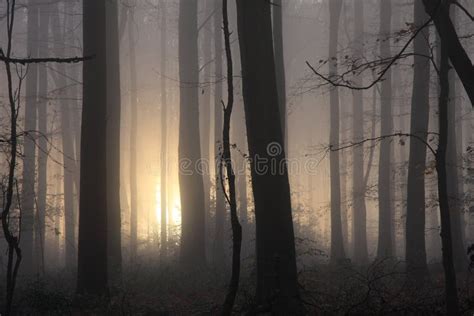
{"left": 106, "top": 0, "right": 123, "bottom": 281}
{"left": 179, "top": 0, "right": 207, "bottom": 266}
{"left": 159, "top": 0, "right": 168, "bottom": 260}
{"left": 352, "top": 0, "right": 368, "bottom": 265}
{"left": 128, "top": 4, "right": 139, "bottom": 262}
{"left": 221, "top": 1, "right": 242, "bottom": 313}
{"left": 273, "top": 0, "right": 287, "bottom": 150}
{"left": 328, "top": 0, "right": 345, "bottom": 263}
{"left": 36, "top": 0, "right": 50, "bottom": 275}
{"left": 76, "top": 0, "right": 108, "bottom": 296}
{"left": 405, "top": 0, "right": 430, "bottom": 282}
{"left": 377, "top": 0, "right": 393, "bottom": 259}
{"left": 50, "top": 1, "right": 76, "bottom": 270}
{"left": 445, "top": 8, "right": 466, "bottom": 271}
{"left": 236, "top": 0, "right": 302, "bottom": 312}
{"left": 213, "top": 0, "right": 226, "bottom": 267}
{"left": 21, "top": 0, "right": 39, "bottom": 274}
{"left": 436, "top": 18, "right": 460, "bottom": 313}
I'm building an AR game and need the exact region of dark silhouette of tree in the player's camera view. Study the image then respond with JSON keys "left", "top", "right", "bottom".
{"left": 50, "top": 1, "right": 77, "bottom": 271}
{"left": 36, "top": 0, "right": 50, "bottom": 275}
{"left": 273, "top": 0, "right": 287, "bottom": 150}
{"left": 436, "top": 15, "right": 460, "bottom": 313}
{"left": 444, "top": 8, "right": 466, "bottom": 273}
{"left": 351, "top": 0, "right": 368, "bottom": 265}
{"left": 76, "top": 0, "right": 108, "bottom": 296}
{"left": 422, "top": 0, "right": 474, "bottom": 108}
{"left": 405, "top": 0, "right": 431, "bottom": 284}
{"left": 178, "top": 0, "right": 206, "bottom": 267}
{"left": 159, "top": 0, "right": 168, "bottom": 261}
{"left": 128, "top": 3, "right": 139, "bottom": 263}
{"left": 106, "top": 0, "right": 123, "bottom": 282}
{"left": 376, "top": 0, "right": 393, "bottom": 259}
{"left": 221, "top": 1, "right": 242, "bottom": 313}
{"left": 213, "top": 0, "right": 226, "bottom": 267}
{"left": 328, "top": 0, "right": 345, "bottom": 263}
{"left": 235, "top": 0, "right": 302, "bottom": 312}
{"left": 21, "top": 0, "right": 39, "bottom": 275}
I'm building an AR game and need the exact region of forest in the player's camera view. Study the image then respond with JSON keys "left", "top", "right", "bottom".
{"left": 0, "top": 0, "right": 473, "bottom": 315}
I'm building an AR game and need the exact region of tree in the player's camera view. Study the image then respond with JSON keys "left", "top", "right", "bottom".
{"left": 422, "top": 0, "right": 474, "bottom": 107}
{"left": 328, "top": 0, "right": 345, "bottom": 263}
{"left": 50, "top": 0, "right": 77, "bottom": 270}
{"left": 128, "top": 3, "right": 139, "bottom": 262}
{"left": 178, "top": 0, "right": 206, "bottom": 266}
{"left": 273, "top": 0, "right": 287, "bottom": 150}
{"left": 106, "top": 0, "right": 123, "bottom": 281}
{"left": 405, "top": 0, "right": 430, "bottom": 283}
{"left": 159, "top": 0, "right": 168, "bottom": 260}
{"left": 445, "top": 8, "right": 466, "bottom": 272}
{"left": 235, "top": 0, "right": 302, "bottom": 312}
{"left": 36, "top": 0, "right": 50, "bottom": 275}
{"left": 221, "top": 1, "right": 242, "bottom": 313}
{"left": 352, "top": 0, "right": 369, "bottom": 265}
{"left": 21, "top": 0, "right": 39, "bottom": 275}
{"left": 376, "top": 0, "right": 393, "bottom": 259}
{"left": 436, "top": 15, "right": 460, "bottom": 313}
{"left": 213, "top": 0, "right": 226, "bottom": 267}
{"left": 76, "top": 0, "right": 108, "bottom": 296}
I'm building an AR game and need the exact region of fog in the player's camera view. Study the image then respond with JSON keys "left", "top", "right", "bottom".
{"left": 0, "top": 0, "right": 473, "bottom": 314}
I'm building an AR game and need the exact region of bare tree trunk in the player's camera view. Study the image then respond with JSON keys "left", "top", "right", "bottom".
{"left": 351, "top": 0, "right": 368, "bottom": 265}
{"left": 273, "top": 0, "right": 287, "bottom": 151}
{"left": 328, "top": 0, "right": 345, "bottom": 263}
{"left": 50, "top": 1, "right": 76, "bottom": 270}
{"left": 200, "top": 0, "right": 212, "bottom": 249}
{"left": 106, "top": 0, "right": 123, "bottom": 282}
{"left": 128, "top": 6, "right": 138, "bottom": 262}
{"left": 377, "top": 0, "right": 393, "bottom": 259}
{"left": 213, "top": 0, "right": 226, "bottom": 267}
{"left": 36, "top": 1, "right": 50, "bottom": 275}
{"left": 235, "top": 0, "right": 302, "bottom": 312}
{"left": 405, "top": 0, "right": 430, "bottom": 283}
{"left": 436, "top": 23, "right": 460, "bottom": 314}
{"left": 179, "top": 0, "right": 207, "bottom": 267}
{"left": 445, "top": 8, "right": 466, "bottom": 272}
{"left": 21, "top": 0, "right": 39, "bottom": 275}
{"left": 221, "top": 1, "right": 242, "bottom": 313}
{"left": 159, "top": 0, "right": 168, "bottom": 261}
{"left": 77, "top": 0, "right": 108, "bottom": 296}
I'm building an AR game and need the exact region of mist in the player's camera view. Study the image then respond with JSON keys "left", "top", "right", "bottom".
{"left": 0, "top": 0, "right": 473, "bottom": 314}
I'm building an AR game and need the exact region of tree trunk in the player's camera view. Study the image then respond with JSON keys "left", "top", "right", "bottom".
{"left": 106, "top": 0, "right": 123, "bottom": 282}
{"left": 405, "top": 0, "right": 430, "bottom": 282}
{"left": 352, "top": 0, "right": 368, "bottom": 265}
{"left": 159, "top": 0, "right": 168, "bottom": 261}
{"left": 273, "top": 0, "right": 287, "bottom": 151}
{"left": 213, "top": 0, "right": 226, "bottom": 267}
{"left": 50, "top": 1, "right": 77, "bottom": 270}
{"left": 128, "top": 7, "right": 139, "bottom": 262}
{"left": 21, "top": 0, "right": 39, "bottom": 275}
{"left": 235, "top": 0, "right": 302, "bottom": 312}
{"left": 200, "top": 0, "right": 212, "bottom": 248}
{"left": 445, "top": 8, "right": 466, "bottom": 272}
{"left": 178, "top": 0, "right": 207, "bottom": 267}
{"left": 422, "top": 0, "right": 474, "bottom": 108}
{"left": 77, "top": 0, "right": 108, "bottom": 296}
{"left": 328, "top": 0, "right": 345, "bottom": 263}
{"left": 36, "top": 1, "right": 50, "bottom": 275}
{"left": 377, "top": 0, "right": 393, "bottom": 259}
{"left": 436, "top": 22, "right": 460, "bottom": 314}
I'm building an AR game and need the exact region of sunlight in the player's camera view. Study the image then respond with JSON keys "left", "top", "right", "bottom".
{"left": 155, "top": 183, "right": 181, "bottom": 227}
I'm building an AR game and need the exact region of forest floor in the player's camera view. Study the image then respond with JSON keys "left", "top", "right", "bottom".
{"left": 2, "top": 258, "right": 474, "bottom": 315}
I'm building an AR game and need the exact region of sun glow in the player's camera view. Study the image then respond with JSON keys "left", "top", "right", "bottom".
{"left": 155, "top": 184, "right": 181, "bottom": 227}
